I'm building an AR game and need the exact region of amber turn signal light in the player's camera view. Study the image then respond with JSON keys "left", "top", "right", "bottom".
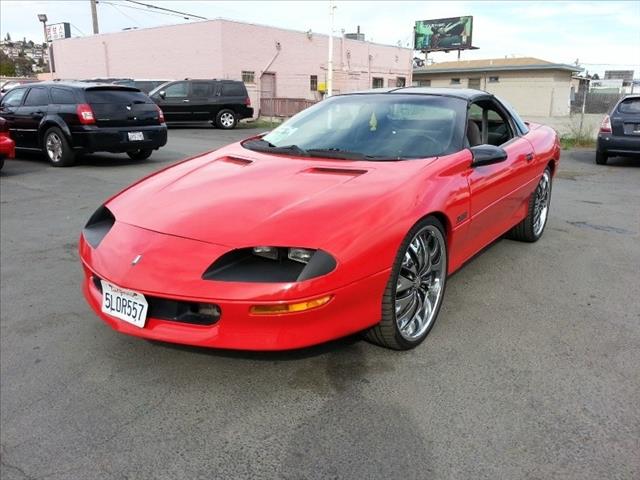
{"left": 249, "top": 295, "right": 332, "bottom": 315}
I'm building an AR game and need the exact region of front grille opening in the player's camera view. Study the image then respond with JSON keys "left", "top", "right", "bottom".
{"left": 92, "top": 276, "right": 220, "bottom": 326}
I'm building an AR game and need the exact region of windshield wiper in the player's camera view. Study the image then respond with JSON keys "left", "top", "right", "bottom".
{"left": 306, "top": 148, "right": 391, "bottom": 161}
{"left": 243, "top": 139, "right": 309, "bottom": 156}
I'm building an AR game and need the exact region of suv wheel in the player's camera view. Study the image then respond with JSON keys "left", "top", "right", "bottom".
{"left": 216, "top": 109, "right": 237, "bottom": 129}
{"left": 595, "top": 150, "right": 608, "bottom": 165}
{"left": 127, "top": 149, "right": 153, "bottom": 160}
{"left": 44, "top": 127, "right": 76, "bottom": 167}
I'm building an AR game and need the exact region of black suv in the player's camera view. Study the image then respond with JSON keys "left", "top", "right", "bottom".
{"left": 0, "top": 82, "right": 167, "bottom": 167}
{"left": 596, "top": 94, "right": 640, "bottom": 165}
{"left": 149, "top": 79, "right": 253, "bottom": 129}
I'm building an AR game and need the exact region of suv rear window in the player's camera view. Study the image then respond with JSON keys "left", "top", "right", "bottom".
{"left": 51, "top": 88, "right": 76, "bottom": 104}
{"left": 85, "top": 89, "right": 152, "bottom": 104}
{"left": 618, "top": 98, "right": 640, "bottom": 114}
{"left": 221, "top": 83, "right": 245, "bottom": 96}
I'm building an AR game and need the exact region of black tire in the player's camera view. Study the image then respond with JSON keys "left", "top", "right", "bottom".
{"left": 43, "top": 127, "right": 76, "bottom": 167}
{"left": 0, "top": 158, "right": 4, "bottom": 170}
{"left": 507, "top": 167, "right": 552, "bottom": 242}
{"left": 215, "top": 109, "right": 237, "bottom": 129}
{"left": 595, "top": 150, "right": 608, "bottom": 165}
{"left": 365, "top": 216, "right": 448, "bottom": 350}
{"left": 127, "top": 149, "right": 153, "bottom": 160}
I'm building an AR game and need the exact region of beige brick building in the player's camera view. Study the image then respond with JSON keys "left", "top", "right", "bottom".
{"left": 413, "top": 57, "right": 581, "bottom": 117}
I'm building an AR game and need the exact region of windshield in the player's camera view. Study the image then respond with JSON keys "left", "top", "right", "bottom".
{"left": 244, "top": 94, "right": 467, "bottom": 160}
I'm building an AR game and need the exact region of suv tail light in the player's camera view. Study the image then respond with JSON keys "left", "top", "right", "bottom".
{"left": 76, "top": 104, "right": 96, "bottom": 125}
{"left": 245, "top": 96, "right": 251, "bottom": 106}
{"left": 599, "top": 115, "right": 612, "bottom": 133}
{"left": 156, "top": 105, "right": 165, "bottom": 123}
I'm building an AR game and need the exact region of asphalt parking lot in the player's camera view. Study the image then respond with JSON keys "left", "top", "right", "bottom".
{"left": 1, "top": 127, "right": 639, "bottom": 479}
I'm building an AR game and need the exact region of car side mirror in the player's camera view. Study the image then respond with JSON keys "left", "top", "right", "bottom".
{"left": 158, "top": 91, "right": 166, "bottom": 99}
{"left": 470, "top": 144, "right": 508, "bottom": 167}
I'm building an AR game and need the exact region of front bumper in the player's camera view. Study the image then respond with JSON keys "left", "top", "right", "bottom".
{"left": 79, "top": 224, "right": 388, "bottom": 350}
{"left": 82, "top": 265, "right": 388, "bottom": 351}
{"left": 597, "top": 133, "right": 640, "bottom": 156}
{"left": 70, "top": 124, "right": 168, "bottom": 153}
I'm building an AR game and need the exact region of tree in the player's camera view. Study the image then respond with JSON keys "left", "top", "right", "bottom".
{"left": 0, "top": 51, "right": 16, "bottom": 76}
{"left": 13, "top": 57, "right": 33, "bottom": 76}
{"left": 4, "top": 32, "right": 10, "bottom": 41}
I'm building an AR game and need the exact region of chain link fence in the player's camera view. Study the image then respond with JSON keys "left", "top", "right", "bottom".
{"left": 571, "top": 91, "right": 626, "bottom": 115}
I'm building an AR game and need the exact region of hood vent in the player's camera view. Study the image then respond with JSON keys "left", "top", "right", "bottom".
{"left": 303, "top": 167, "right": 367, "bottom": 177}
{"left": 218, "top": 156, "right": 253, "bottom": 166}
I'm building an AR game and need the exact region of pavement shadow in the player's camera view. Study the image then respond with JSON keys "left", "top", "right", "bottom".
{"left": 146, "top": 332, "right": 365, "bottom": 362}
{"left": 280, "top": 343, "right": 433, "bottom": 478}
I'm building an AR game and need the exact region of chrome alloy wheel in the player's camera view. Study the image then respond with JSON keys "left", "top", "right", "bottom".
{"left": 395, "top": 225, "right": 447, "bottom": 341}
{"left": 220, "top": 112, "right": 235, "bottom": 128}
{"left": 46, "top": 132, "right": 63, "bottom": 163}
{"left": 533, "top": 170, "right": 551, "bottom": 236}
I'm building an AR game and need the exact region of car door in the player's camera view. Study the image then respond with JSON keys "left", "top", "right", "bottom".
{"left": 16, "top": 86, "right": 51, "bottom": 148}
{"left": 189, "top": 81, "right": 213, "bottom": 121}
{"left": 152, "top": 81, "right": 191, "bottom": 122}
{"left": 0, "top": 88, "right": 28, "bottom": 147}
{"left": 466, "top": 98, "right": 535, "bottom": 250}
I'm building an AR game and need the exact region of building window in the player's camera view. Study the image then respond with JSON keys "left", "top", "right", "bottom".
{"left": 413, "top": 79, "right": 431, "bottom": 87}
{"left": 468, "top": 78, "right": 481, "bottom": 89}
{"left": 242, "top": 71, "right": 255, "bottom": 84}
{"left": 310, "top": 75, "right": 318, "bottom": 91}
{"left": 489, "top": 76, "right": 500, "bottom": 83}
{"left": 396, "top": 77, "right": 406, "bottom": 87}
{"left": 372, "top": 77, "right": 384, "bottom": 88}
{"left": 450, "top": 78, "right": 461, "bottom": 85}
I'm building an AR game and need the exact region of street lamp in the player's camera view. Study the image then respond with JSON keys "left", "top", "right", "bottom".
{"left": 37, "top": 13, "right": 52, "bottom": 75}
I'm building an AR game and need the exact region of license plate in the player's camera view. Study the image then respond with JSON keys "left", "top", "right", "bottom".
{"left": 101, "top": 280, "right": 148, "bottom": 328}
{"left": 128, "top": 131, "right": 144, "bottom": 141}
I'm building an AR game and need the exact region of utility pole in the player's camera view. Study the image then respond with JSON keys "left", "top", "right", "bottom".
{"left": 37, "top": 14, "right": 52, "bottom": 75}
{"left": 90, "top": 0, "right": 99, "bottom": 34}
{"left": 326, "top": 0, "right": 336, "bottom": 97}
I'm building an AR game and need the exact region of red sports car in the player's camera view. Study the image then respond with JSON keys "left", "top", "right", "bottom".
{"left": 79, "top": 88, "right": 559, "bottom": 350}
{"left": 0, "top": 117, "right": 16, "bottom": 169}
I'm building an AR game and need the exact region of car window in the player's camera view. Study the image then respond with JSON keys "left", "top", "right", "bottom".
{"left": 257, "top": 94, "right": 468, "bottom": 160}
{"left": 221, "top": 83, "right": 245, "bottom": 96}
{"left": 495, "top": 97, "right": 529, "bottom": 134}
{"left": 618, "top": 98, "right": 640, "bottom": 114}
{"left": 85, "top": 89, "right": 152, "bottom": 104}
{"left": 468, "top": 100, "right": 514, "bottom": 147}
{"left": 164, "top": 82, "right": 188, "bottom": 98}
{"left": 51, "top": 88, "right": 76, "bottom": 104}
{"left": 191, "top": 82, "right": 211, "bottom": 97}
{"left": 24, "top": 87, "right": 50, "bottom": 106}
{"left": 1, "top": 88, "right": 26, "bottom": 107}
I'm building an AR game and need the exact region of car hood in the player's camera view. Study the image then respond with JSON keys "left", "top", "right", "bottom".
{"left": 107, "top": 144, "right": 434, "bottom": 249}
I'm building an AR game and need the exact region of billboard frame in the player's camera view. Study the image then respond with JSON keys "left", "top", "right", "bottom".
{"left": 414, "top": 16, "right": 478, "bottom": 54}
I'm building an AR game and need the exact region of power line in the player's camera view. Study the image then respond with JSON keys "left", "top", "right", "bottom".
{"left": 70, "top": 24, "right": 87, "bottom": 36}
{"left": 99, "top": 1, "right": 194, "bottom": 21}
{"left": 104, "top": 2, "right": 143, "bottom": 27}
{"left": 123, "top": 0, "right": 207, "bottom": 20}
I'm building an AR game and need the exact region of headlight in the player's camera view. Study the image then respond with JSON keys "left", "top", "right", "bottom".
{"left": 203, "top": 247, "right": 337, "bottom": 283}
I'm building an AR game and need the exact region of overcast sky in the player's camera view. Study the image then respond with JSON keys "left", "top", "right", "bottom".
{"left": 2, "top": 0, "right": 639, "bottom": 76}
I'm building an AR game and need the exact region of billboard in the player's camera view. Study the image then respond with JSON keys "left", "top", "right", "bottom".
{"left": 414, "top": 16, "right": 473, "bottom": 52}
{"left": 46, "top": 22, "right": 71, "bottom": 42}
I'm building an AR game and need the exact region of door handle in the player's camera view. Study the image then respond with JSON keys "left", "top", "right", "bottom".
{"left": 525, "top": 153, "right": 534, "bottom": 162}
{"left": 182, "top": 99, "right": 190, "bottom": 103}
